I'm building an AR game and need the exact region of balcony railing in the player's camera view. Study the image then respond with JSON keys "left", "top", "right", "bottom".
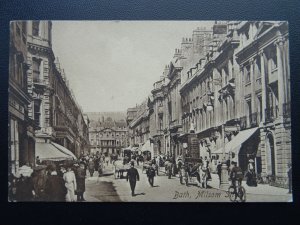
{"left": 265, "top": 106, "right": 279, "bottom": 123}
{"left": 250, "top": 112, "right": 258, "bottom": 127}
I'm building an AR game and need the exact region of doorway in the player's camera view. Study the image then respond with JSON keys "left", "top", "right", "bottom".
{"left": 265, "top": 133, "right": 276, "bottom": 176}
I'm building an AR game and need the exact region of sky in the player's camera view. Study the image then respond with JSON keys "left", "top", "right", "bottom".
{"left": 52, "top": 21, "right": 214, "bottom": 113}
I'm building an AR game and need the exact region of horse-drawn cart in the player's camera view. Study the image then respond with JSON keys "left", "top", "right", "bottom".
{"left": 182, "top": 157, "right": 210, "bottom": 188}
{"left": 113, "top": 160, "right": 130, "bottom": 179}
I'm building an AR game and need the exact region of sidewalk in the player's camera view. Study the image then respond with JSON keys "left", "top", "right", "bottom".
{"left": 209, "top": 173, "right": 292, "bottom": 198}
{"left": 158, "top": 166, "right": 292, "bottom": 198}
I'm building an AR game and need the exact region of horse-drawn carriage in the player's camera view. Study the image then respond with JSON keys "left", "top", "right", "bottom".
{"left": 181, "top": 157, "right": 210, "bottom": 188}
{"left": 113, "top": 160, "right": 130, "bottom": 179}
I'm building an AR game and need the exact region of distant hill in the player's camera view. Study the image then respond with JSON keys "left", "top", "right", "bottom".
{"left": 85, "top": 111, "right": 126, "bottom": 122}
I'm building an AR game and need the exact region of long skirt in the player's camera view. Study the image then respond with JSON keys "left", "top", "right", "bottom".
{"left": 65, "top": 183, "right": 76, "bottom": 202}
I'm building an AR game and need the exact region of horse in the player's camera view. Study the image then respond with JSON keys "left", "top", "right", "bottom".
{"left": 185, "top": 163, "right": 201, "bottom": 187}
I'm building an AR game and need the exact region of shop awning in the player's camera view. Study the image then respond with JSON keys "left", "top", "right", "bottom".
{"left": 36, "top": 142, "right": 77, "bottom": 161}
{"left": 212, "top": 127, "right": 259, "bottom": 155}
{"left": 51, "top": 142, "right": 77, "bottom": 160}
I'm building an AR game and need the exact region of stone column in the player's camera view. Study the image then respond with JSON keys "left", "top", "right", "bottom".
{"left": 275, "top": 37, "right": 286, "bottom": 117}
{"left": 259, "top": 50, "right": 267, "bottom": 124}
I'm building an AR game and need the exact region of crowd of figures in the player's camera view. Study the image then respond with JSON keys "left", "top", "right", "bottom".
{"left": 8, "top": 162, "right": 86, "bottom": 202}
{"left": 8, "top": 151, "right": 115, "bottom": 202}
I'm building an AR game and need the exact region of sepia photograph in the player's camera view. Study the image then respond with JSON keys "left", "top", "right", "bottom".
{"left": 8, "top": 20, "right": 292, "bottom": 202}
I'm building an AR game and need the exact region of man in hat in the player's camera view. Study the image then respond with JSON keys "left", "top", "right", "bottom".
{"left": 32, "top": 165, "right": 48, "bottom": 201}
{"left": 146, "top": 163, "right": 156, "bottom": 187}
{"left": 126, "top": 161, "right": 140, "bottom": 196}
{"left": 230, "top": 161, "right": 243, "bottom": 189}
{"left": 76, "top": 162, "right": 87, "bottom": 201}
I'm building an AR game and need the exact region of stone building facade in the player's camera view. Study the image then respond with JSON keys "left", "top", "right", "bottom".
{"left": 9, "top": 21, "right": 36, "bottom": 175}
{"left": 9, "top": 21, "right": 89, "bottom": 163}
{"left": 89, "top": 118, "right": 128, "bottom": 155}
{"left": 127, "top": 21, "right": 291, "bottom": 188}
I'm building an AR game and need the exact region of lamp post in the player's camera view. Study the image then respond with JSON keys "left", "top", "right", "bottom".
{"left": 220, "top": 124, "right": 229, "bottom": 190}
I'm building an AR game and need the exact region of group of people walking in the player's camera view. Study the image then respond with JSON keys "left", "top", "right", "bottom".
{"left": 8, "top": 161, "right": 87, "bottom": 202}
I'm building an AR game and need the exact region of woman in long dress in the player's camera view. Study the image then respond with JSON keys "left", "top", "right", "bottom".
{"left": 63, "top": 166, "right": 77, "bottom": 202}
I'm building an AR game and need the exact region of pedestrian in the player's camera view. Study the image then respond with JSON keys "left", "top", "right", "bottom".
{"left": 32, "top": 165, "right": 48, "bottom": 201}
{"left": 94, "top": 156, "right": 99, "bottom": 172}
{"left": 88, "top": 158, "right": 95, "bottom": 177}
{"left": 217, "top": 161, "right": 222, "bottom": 187}
{"left": 106, "top": 157, "right": 109, "bottom": 166}
{"left": 245, "top": 159, "right": 257, "bottom": 187}
{"left": 15, "top": 174, "right": 35, "bottom": 202}
{"left": 146, "top": 163, "right": 156, "bottom": 187}
{"left": 126, "top": 161, "right": 140, "bottom": 196}
{"left": 75, "top": 162, "right": 86, "bottom": 201}
{"left": 63, "top": 165, "right": 77, "bottom": 202}
{"left": 287, "top": 163, "right": 292, "bottom": 194}
{"left": 45, "top": 165, "right": 67, "bottom": 202}
{"left": 58, "top": 165, "right": 66, "bottom": 177}
{"left": 8, "top": 173, "right": 18, "bottom": 202}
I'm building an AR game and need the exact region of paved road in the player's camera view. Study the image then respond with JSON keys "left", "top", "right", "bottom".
{"left": 83, "top": 163, "right": 292, "bottom": 202}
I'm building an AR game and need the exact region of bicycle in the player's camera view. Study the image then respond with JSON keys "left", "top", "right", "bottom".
{"left": 228, "top": 182, "right": 246, "bottom": 202}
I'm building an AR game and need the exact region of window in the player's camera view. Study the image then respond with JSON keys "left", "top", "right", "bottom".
{"left": 256, "top": 58, "right": 261, "bottom": 78}
{"left": 270, "top": 50, "right": 277, "bottom": 71}
{"left": 32, "top": 21, "right": 40, "bottom": 36}
{"left": 34, "top": 100, "right": 41, "bottom": 126}
{"left": 32, "top": 58, "right": 41, "bottom": 83}
{"left": 245, "top": 65, "right": 251, "bottom": 83}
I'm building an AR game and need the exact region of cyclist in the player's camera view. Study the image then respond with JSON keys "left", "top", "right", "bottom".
{"left": 230, "top": 161, "right": 244, "bottom": 195}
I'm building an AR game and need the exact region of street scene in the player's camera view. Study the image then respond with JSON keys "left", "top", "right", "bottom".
{"left": 8, "top": 21, "right": 292, "bottom": 202}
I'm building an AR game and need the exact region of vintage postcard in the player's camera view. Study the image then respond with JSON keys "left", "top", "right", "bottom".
{"left": 8, "top": 20, "right": 292, "bottom": 202}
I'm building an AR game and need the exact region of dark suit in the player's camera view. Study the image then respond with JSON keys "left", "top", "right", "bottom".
{"left": 126, "top": 167, "right": 139, "bottom": 195}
